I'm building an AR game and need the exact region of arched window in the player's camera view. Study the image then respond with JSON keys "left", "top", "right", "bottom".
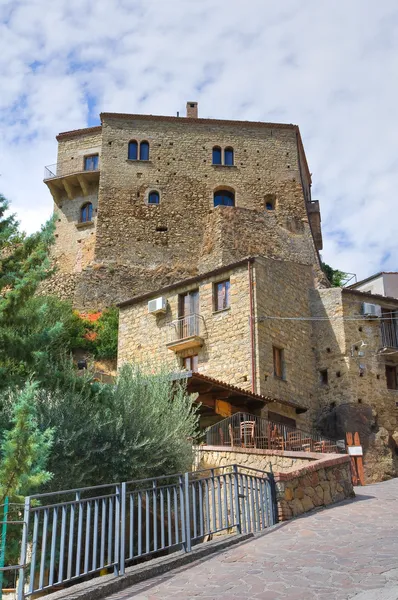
{"left": 213, "top": 190, "right": 235, "bottom": 207}
{"left": 128, "top": 140, "right": 138, "bottom": 160}
{"left": 140, "top": 141, "right": 150, "bottom": 161}
{"left": 224, "top": 147, "right": 234, "bottom": 166}
{"left": 212, "top": 146, "right": 222, "bottom": 165}
{"left": 148, "top": 191, "right": 160, "bottom": 205}
{"left": 80, "top": 202, "right": 93, "bottom": 223}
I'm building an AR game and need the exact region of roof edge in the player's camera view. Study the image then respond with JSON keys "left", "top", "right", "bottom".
{"left": 100, "top": 111, "right": 298, "bottom": 131}
{"left": 56, "top": 125, "right": 102, "bottom": 141}
{"left": 342, "top": 287, "right": 398, "bottom": 305}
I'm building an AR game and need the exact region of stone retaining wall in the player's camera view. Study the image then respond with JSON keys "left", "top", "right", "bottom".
{"left": 196, "top": 446, "right": 354, "bottom": 521}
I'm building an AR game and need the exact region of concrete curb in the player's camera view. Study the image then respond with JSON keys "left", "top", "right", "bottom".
{"left": 42, "top": 533, "right": 253, "bottom": 600}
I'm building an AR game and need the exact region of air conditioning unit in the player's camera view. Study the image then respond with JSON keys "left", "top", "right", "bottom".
{"left": 148, "top": 297, "right": 167, "bottom": 315}
{"left": 362, "top": 302, "right": 381, "bottom": 318}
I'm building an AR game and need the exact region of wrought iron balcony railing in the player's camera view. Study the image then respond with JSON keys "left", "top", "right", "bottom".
{"left": 166, "top": 314, "right": 206, "bottom": 351}
{"left": 381, "top": 320, "right": 398, "bottom": 349}
{"left": 44, "top": 159, "right": 100, "bottom": 180}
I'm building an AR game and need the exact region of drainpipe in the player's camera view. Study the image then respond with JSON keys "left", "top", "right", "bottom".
{"left": 248, "top": 259, "right": 256, "bottom": 393}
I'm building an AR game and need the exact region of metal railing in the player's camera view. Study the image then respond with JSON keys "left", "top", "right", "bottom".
{"left": 166, "top": 314, "right": 206, "bottom": 344}
{"left": 44, "top": 160, "right": 100, "bottom": 180}
{"left": 381, "top": 320, "right": 398, "bottom": 349}
{"left": 205, "top": 412, "right": 345, "bottom": 453}
{"left": 15, "top": 465, "right": 275, "bottom": 598}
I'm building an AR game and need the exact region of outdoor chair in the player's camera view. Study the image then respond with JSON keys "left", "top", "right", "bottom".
{"left": 286, "top": 431, "right": 303, "bottom": 451}
{"left": 229, "top": 424, "right": 241, "bottom": 447}
{"left": 269, "top": 425, "right": 285, "bottom": 450}
{"left": 240, "top": 421, "right": 256, "bottom": 448}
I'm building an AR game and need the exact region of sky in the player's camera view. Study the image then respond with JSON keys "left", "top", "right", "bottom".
{"left": 0, "top": 0, "right": 397, "bottom": 281}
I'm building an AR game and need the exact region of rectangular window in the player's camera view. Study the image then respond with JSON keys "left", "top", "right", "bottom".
{"left": 214, "top": 280, "right": 230, "bottom": 311}
{"left": 320, "top": 369, "right": 328, "bottom": 385}
{"left": 273, "top": 346, "right": 285, "bottom": 380}
{"left": 84, "top": 154, "right": 99, "bottom": 171}
{"left": 386, "top": 365, "right": 398, "bottom": 390}
{"left": 183, "top": 355, "right": 198, "bottom": 372}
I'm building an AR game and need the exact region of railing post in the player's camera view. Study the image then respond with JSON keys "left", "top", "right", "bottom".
{"left": 17, "top": 496, "right": 30, "bottom": 600}
{"left": 233, "top": 465, "right": 241, "bottom": 534}
{"left": 184, "top": 472, "right": 192, "bottom": 553}
{"left": 114, "top": 485, "right": 121, "bottom": 576}
{"left": 119, "top": 483, "right": 126, "bottom": 576}
{"left": 268, "top": 465, "right": 278, "bottom": 525}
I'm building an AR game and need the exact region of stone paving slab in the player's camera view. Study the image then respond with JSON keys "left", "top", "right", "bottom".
{"left": 104, "top": 479, "right": 398, "bottom": 600}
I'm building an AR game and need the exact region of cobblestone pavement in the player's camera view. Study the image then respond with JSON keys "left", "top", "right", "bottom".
{"left": 106, "top": 479, "right": 398, "bottom": 600}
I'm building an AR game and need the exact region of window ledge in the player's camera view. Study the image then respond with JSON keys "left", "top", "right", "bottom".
{"left": 211, "top": 164, "right": 237, "bottom": 169}
{"left": 76, "top": 221, "right": 94, "bottom": 229}
{"left": 126, "top": 159, "right": 152, "bottom": 164}
{"left": 213, "top": 307, "right": 231, "bottom": 315}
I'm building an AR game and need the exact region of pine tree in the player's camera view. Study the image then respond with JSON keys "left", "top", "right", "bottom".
{"left": 0, "top": 382, "right": 53, "bottom": 503}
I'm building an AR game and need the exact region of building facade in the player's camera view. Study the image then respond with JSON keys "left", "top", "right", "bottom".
{"left": 43, "top": 103, "right": 398, "bottom": 481}
{"left": 42, "top": 102, "right": 324, "bottom": 308}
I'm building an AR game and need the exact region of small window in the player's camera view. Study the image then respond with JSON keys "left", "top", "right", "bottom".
{"left": 320, "top": 369, "right": 328, "bottom": 385}
{"left": 84, "top": 154, "right": 99, "bottom": 171}
{"left": 386, "top": 365, "right": 398, "bottom": 390}
{"left": 128, "top": 141, "right": 138, "bottom": 160}
{"left": 184, "top": 355, "right": 198, "bottom": 372}
{"left": 224, "top": 147, "right": 234, "bottom": 166}
{"left": 265, "top": 194, "right": 276, "bottom": 211}
{"left": 148, "top": 191, "right": 160, "bottom": 205}
{"left": 214, "top": 280, "right": 230, "bottom": 311}
{"left": 80, "top": 202, "right": 93, "bottom": 223}
{"left": 212, "top": 146, "right": 222, "bottom": 165}
{"left": 273, "top": 346, "right": 285, "bottom": 380}
{"left": 140, "top": 141, "right": 149, "bottom": 161}
{"left": 213, "top": 190, "right": 235, "bottom": 207}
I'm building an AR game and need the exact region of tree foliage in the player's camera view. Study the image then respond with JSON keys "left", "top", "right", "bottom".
{"left": 0, "top": 382, "right": 53, "bottom": 503}
{"left": 32, "top": 364, "right": 199, "bottom": 491}
{"left": 321, "top": 262, "right": 348, "bottom": 287}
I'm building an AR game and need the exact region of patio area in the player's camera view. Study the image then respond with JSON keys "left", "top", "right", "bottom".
{"left": 205, "top": 412, "right": 344, "bottom": 454}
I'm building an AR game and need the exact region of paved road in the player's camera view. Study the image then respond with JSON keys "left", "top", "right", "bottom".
{"left": 106, "top": 479, "right": 398, "bottom": 600}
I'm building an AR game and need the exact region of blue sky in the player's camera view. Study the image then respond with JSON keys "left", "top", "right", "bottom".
{"left": 0, "top": 0, "right": 397, "bottom": 280}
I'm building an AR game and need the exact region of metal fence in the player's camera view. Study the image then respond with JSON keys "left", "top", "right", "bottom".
{"left": 206, "top": 412, "right": 345, "bottom": 453}
{"left": 15, "top": 465, "right": 275, "bottom": 599}
{"left": 44, "top": 160, "right": 100, "bottom": 180}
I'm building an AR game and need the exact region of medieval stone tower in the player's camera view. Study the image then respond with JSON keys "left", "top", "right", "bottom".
{"left": 42, "top": 102, "right": 324, "bottom": 308}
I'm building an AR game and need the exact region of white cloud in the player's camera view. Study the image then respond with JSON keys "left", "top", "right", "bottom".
{"left": 0, "top": 0, "right": 397, "bottom": 279}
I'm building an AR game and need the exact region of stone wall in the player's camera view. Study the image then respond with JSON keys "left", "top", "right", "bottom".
{"left": 310, "top": 287, "right": 398, "bottom": 482}
{"left": 253, "top": 257, "right": 318, "bottom": 428}
{"left": 275, "top": 454, "right": 353, "bottom": 520}
{"left": 195, "top": 445, "right": 353, "bottom": 521}
{"left": 118, "top": 262, "right": 253, "bottom": 388}
{"left": 195, "top": 445, "right": 318, "bottom": 473}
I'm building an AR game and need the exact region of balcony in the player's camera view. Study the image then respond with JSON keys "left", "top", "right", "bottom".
{"left": 379, "top": 320, "right": 398, "bottom": 362}
{"left": 166, "top": 314, "right": 206, "bottom": 353}
{"left": 43, "top": 160, "right": 100, "bottom": 202}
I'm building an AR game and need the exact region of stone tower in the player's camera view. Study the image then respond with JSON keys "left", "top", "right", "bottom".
{"left": 42, "top": 102, "right": 324, "bottom": 308}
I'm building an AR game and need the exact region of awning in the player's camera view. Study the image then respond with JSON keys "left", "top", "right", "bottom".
{"left": 171, "top": 371, "right": 307, "bottom": 414}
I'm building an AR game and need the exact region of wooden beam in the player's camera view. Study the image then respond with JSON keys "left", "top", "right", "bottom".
{"left": 63, "top": 178, "right": 75, "bottom": 200}
{"left": 46, "top": 181, "right": 62, "bottom": 203}
{"left": 77, "top": 174, "right": 90, "bottom": 197}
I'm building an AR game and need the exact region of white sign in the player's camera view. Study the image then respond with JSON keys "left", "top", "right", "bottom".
{"left": 348, "top": 446, "right": 363, "bottom": 456}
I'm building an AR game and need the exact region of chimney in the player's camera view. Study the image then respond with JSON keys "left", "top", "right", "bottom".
{"left": 186, "top": 101, "right": 198, "bottom": 118}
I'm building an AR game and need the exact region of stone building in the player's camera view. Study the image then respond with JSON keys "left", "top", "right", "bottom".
{"left": 43, "top": 102, "right": 398, "bottom": 481}
{"left": 42, "top": 102, "right": 324, "bottom": 308}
